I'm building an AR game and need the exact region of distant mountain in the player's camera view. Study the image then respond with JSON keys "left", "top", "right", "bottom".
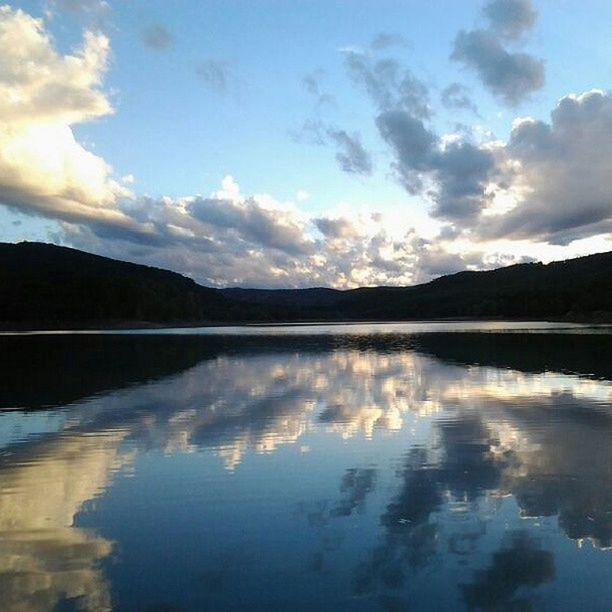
{"left": 0, "top": 241, "right": 611, "bottom": 328}
{"left": 221, "top": 287, "right": 343, "bottom": 307}
{"left": 224, "top": 251, "right": 612, "bottom": 321}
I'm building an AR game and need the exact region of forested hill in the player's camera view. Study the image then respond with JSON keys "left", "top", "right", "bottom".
{"left": 224, "top": 251, "right": 612, "bottom": 320}
{"left": 0, "top": 241, "right": 611, "bottom": 328}
{"left": 0, "top": 242, "right": 231, "bottom": 325}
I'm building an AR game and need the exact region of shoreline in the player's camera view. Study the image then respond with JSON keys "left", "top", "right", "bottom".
{"left": 0, "top": 314, "right": 610, "bottom": 333}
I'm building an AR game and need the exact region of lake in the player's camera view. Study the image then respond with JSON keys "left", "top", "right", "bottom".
{"left": 1, "top": 323, "right": 611, "bottom": 611}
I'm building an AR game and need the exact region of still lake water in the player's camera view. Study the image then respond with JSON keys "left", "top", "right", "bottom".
{"left": 1, "top": 323, "right": 612, "bottom": 611}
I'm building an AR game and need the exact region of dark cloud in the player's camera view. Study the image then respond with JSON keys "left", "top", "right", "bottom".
{"left": 196, "top": 60, "right": 231, "bottom": 94}
{"left": 432, "top": 141, "right": 496, "bottom": 222}
{"left": 440, "top": 82, "right": 480, "bottom": 115}
{"left": 461, "top": 532, "right": 554, "bottom": 610}
{"left": 142, "top": 25, "right": 173, "bottom": 51}
{"left": 451, "top": 29, "right": 544, "bottom": 106}
{"left": 376, "top": 110, "right": 494, "bottom": 221}
{"left": 326, "top": 129, "right": 373, "bottom": 175}
{"left": 451, "top": 0, "right": 542, "bottom": 106}
{"left": 344, "top": 50, "right": 431, "bottom": 119}
{"left": 376, "top": 109, "right": 436, "bottom": 193}
{"left": 332, "top": 468, "right": 377, "bottom": 517}
{"left": 483, "top": 0, "right": 537, "bottom": 40}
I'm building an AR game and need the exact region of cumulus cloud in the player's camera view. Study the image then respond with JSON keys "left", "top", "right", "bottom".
{"left": 0, "top": 7, "right": 142, "bottom": 234}
{"left": 0, "top": 8, "right": 454, "bottom": 292}
{"left": 314, "top": 216, "right": 359, "bottom": 239}
{"left": 188, "top": 195, "right": 313, "bottom": 256}
{"left": 451, "top": 0, "right": 543, "bottom": 106}
{"left": 61, "top": 174, "right": 503, "bottom": 288}
{"left": 377, "top": 81, "right": 612, "bottom": 245}
{"left": 376, "top": 109, "right": 436, "bottom": 193}
{"left": 142, "top": 24, "right": 173, "bottom": 51}
{"left": 482, "top": 90, "right": 612, "bottom": 243}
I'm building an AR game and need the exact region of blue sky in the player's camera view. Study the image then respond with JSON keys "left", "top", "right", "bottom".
{"left": 1, "top": 0, "right": 612, "bottom": 287}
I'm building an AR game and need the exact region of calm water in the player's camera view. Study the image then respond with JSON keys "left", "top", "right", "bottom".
{"left": 1, "top": 324, "right": 612, "bottom": 611}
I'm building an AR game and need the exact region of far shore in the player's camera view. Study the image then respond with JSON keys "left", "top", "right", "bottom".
{"left": 0, "top": 313, "right": 611, "bottom": 333}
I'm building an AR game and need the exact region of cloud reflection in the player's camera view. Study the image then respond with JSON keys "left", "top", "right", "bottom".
{"left": 0, "top": 332, "right": 611, "bottom": 608}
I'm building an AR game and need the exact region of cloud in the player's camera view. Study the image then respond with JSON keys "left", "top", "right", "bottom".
{"left": 377, "top": 83, "right": 612, "bottom": 244}
{"left": 290, "top": 120, "right": 372, "bottom": 176}
{"left": 451, "top": 0, "right": 543, "bottom": 106}
{"left": 142, "top": 24, "right": 173, "bottom": 51}
{"left": 8, "top": 6, "right": 605, "bottom": 289}
{"left": 343, "top": 49, "right": 431, "bottom": 119}
{"left": 196, "top": 60, "right": 231, "bottom": 94}
{"left": 61, "top": 173, "right": 503, "bottom": 288}
{"left": 302, "top": 69, "right": 334, "bottom": 107}
{"left": 326, "top": 129, "right": 373, "bottom": 175}
{"left": 370, "top": 32, "right": 408, "bottom": 51}
{"left": 432, "top": 140, "right": 496, "bottom": 221}
{"left": 45, "top": 0, "right": 112, "bottom": 30}
{"left": 376, "top": 109, "right": 436, "bottom": 193}
{"left": 314, "top": 216, "right": 359, "bottom": 239}
{"left": 0, "top": 7, "right": 141, "bottom": 234}
{"left": 482, "top": 90, "right": 612, "bottom": 244}
{"left": 441, "top": 83, "right": 480, "bottom": 115}
{"left": 451, "top": 30, "right": 544, "bottom": 106}
{"left": 187, "top": 194, "right": 313, "bottom": 256}
{"left": 376, "top": 110, "right": 496, "bottom": 222}
{"left": 289, "top": 119, "right": 327, "bottom": 146}
{"left": 483, "top": 0, "right": 537, "bottom": 40}
{"left": 341, "top": 48, "right": 496, "bottom": 223}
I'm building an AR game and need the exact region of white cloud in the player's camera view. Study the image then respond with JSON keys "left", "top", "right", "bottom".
{"left": 0, "top": 6, "right": 142, "bottom": 233}
{"left": 3, "top": 5, "right": 605, "bottom": 290}
{"left": 481, "top": 90, "right": 612, "bottom": 244}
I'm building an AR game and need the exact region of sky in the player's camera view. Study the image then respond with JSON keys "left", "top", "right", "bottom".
{"left": 1, "top": 0, "right": 612, "bottom": 288}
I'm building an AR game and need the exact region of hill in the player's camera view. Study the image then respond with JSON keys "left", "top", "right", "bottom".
{"left": 0, "top": 242, "right": 231, "bottom": 326}
{"left": 224, "top": 252, "right": 612, "bottom": 321}
{"left": 0, "top": 241, "right": 611, "bottom": 327}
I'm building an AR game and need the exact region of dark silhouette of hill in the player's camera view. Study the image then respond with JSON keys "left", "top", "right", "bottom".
{"left": 224, "top": 251, "right": 612, "bottom": 321}
{"left": 0, "top": 241, "right": 611, "bottom": 327}
{"left": 0, "top": 241, "right": 232, "bottom": 325}
{"left": 411, "top": 332, "right": 612, "bottom": 381}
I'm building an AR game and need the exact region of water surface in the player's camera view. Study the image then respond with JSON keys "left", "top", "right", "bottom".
{"left": 1, "top": 325, "right": 611, "bottom": 610}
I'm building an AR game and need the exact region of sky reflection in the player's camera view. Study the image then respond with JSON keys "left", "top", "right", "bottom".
{"left": 0, "top": 332, "right": 611, "bottom": 610}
